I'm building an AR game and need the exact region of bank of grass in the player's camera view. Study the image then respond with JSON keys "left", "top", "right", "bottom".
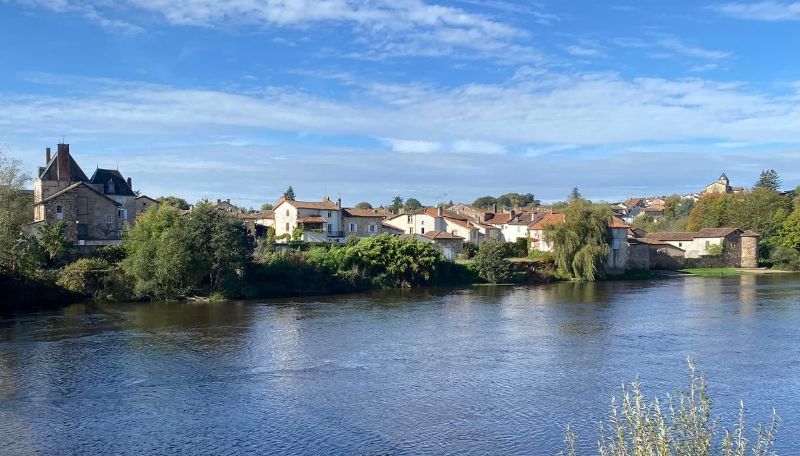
{"left": 679, "top": 268, "right": 745, "bottom": 277}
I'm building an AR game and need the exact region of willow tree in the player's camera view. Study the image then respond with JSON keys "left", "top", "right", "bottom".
{"left": 545, "top": 198, "right": 611, "bottom": 281}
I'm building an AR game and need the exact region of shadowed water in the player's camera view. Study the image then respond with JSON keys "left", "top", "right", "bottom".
{"left": 1, "top": 274, "right": 799, "bottom": 455}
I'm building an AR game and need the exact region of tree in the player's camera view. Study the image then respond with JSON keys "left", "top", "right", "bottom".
{"left": 354, "top": 201, "right": 373, "bottom": 209}
{"left": 472, "top": 240, "right": 513, "bottom": 283}
{"left": 779, "top": 209, "right": 800, "bottom": 251}
{"left": 472, "top": 196, "right": 497, "bottom": 209}
{"left": 37, "top": 222, "right": 72, "bottom": 266}
{"left": 158, "top": 196, "right": 190, "bottom": 210}
{"left": 404, "top": 198, "right": 422, "bottom": 211}
{"left": 568, "top": 187, "right": 582, "bottom": 201}
{"left": 0, "top": 150, "right": 32, "bottom": 271}
{"left": 388, "top": 196, "right": 404, "bottom": 213}
{"left": 260, "top": 203, "right": 274, "bottom": 211}
{"left": 755, "top": 169, "right": 781, "bottom": 191}
{"left": 545, "top": 199, "right": 611, "bottom": 281}
{"left": 283, "top": 186, "right": 296, "bottom": 201}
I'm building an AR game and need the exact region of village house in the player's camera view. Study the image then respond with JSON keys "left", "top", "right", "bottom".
{"left": 31, "top": 144, "right": 143, "bottom": 245}
{"left": 528, "top": 213, "right": 631, "bottom": 274}
{"left": 484, "top": 210, "right": 539, "bottom": 243}
{"left": 399, "top": 231, "right": 464, "bottom": 260}
{"left": 135, "top": 195, "right": 160, "bottom": 216}
{"left": 273, "top": 197, "right": 344, "bottom": 243}
{"left": 211, "top": 198, "right": 241, "bottom": 214}
{"left": 704, "top": 173, "right": 744, "bottom": 195}
{"left": 383, "top": 207, "right": 488, "bottom": 244}
{"left": 342, "top": 207, "right": 392, "bottom": 238}
{"left": 638, "top": 228, "right": 759, "bottom": 268}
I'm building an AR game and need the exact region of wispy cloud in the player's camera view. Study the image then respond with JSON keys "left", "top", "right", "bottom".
{"left": 615, "top": 35, "right": 731, "bottom": 61}
{"left": 712, "top": 1, "right": 800, "bottom": 20}
{"left": 565, "top": 45, "right": 605, "bottom": 58}
{"left": 9, "top": 0, "right": 540, "bottom": 63}
{"left": 657, "top": 38, "right": 731, "bottom": 60}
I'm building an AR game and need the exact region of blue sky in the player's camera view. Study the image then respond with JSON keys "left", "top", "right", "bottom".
{"left": 1, "top": 0, "right": 799, "bottom": 208}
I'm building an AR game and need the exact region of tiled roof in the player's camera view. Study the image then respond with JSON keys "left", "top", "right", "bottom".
{"left": 485, "top": 213, "right": 513, "bottom": 224}
{"left": 645, "top": 232, "right": 696, "bottom": 241}
{"left": 608, "top": 217, "right": 630, "bottom": 228}
{"left": 624, "top": 198, "right": 645, "bottom": 208}
{"left": 300, "top": 215, "right": 326, "bottom": 223}
{"left": 424, "top": 207, "right": 468, "bottom": 220}
{"left": 529, "top": 213, "right": 566, "bottom": 230}
{"left": 38, "top": 182, "right": 121, "bottom": 206}
{"left": 695, "top": 227, "right": 740, "bottom": 238}
{"left": 283, "top": 199, "right": 339, "bottom": 210}
{"left": 136, "top": 195, "right": 159, "bottom": 203}
{"left": 443, "top": 216, "right": 478, "bottom": 231}
{"left": 343, "top": 208, "right": 391, "bottom": 218}
{"left": 423, "top": 231, "right": 464, "bottom": 240}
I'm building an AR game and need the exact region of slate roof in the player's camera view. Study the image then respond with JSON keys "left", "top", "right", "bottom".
{"left": 38, "top": 153, "right": 89, "bottom": 183}
{"left": 90, "top": 168, "right": 135, "bottom": 197}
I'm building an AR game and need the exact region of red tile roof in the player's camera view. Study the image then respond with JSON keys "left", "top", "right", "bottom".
{"left": 283, "top": 199, "right": 339, "bottom": 210}
{"left": 529, "top": 213, "right": 565, "bottom": 230}
{"left": 423, "top": 231, "right": 464, "bottom": 240}
{"left": 694, "top": 227, "right": 741, "bottom": 238}
{"left": 300, "top": 215, "right": 326, "bottom": 223}
{"left": 343, "top": 208, "right": 392, "bottom": 218}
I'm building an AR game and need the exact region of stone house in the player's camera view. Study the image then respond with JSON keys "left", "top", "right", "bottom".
{"left": 384, "top": 207, "right": 487, "bottom": 244}
{"left": 643, "top": 228, "right": 759, "bottom": 267}
{"left": 135, "top": 195, "right": 160, "bottom": 216}
{"left": 484, "top": 210, "right": 538, "bottom": 243}
{"left": 31, "top": 144, "right": 140, "bottom": 245}
{"left": 704, "top": 173, "right": 744, "bottom": 195}
{"left": 342, "top": 208, "right": 391, "bottom": 238}
{"left": 211, "top": 199, "right": 241, "bottom": 214}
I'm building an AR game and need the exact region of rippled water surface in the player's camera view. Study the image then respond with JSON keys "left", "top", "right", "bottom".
{"left": 2, "top": 274, "right": 800, "bottom": 455}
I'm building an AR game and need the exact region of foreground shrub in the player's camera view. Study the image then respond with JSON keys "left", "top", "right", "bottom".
{"left": 561, "top": 359, "right": 779, "bottom": 456}
{"left": 472, "top": 240, "right": 513, "bottom": 283}
{"left": 57, "top": 258, "right": 133, "bottom": 301}
{"left": 769, "top": 246, "right": 800, "bottom": 271}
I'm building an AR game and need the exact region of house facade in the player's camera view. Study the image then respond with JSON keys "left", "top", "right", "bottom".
{"left": 31, "top": 144, "right": 140, "bottom": 245}
{"left": 704, "top": 173, "right": 744, "bottom": 195}
{"left": 273, "top": 197, "right": 344, "bottom": 243}
{"left": 342, "top": 208, "right": 391, "bottom": 238}
{"left": 383, "top": 207, "right": 487, "bottom": 244}
{"left": 135, "top": 195, "right": 160, "bottom": 216}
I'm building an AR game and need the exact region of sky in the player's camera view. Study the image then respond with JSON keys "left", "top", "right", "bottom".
{"left": 1, "top": 0, "right": 799, "bottom": 208}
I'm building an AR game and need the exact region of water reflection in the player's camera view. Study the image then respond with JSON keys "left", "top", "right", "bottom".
{"left": 0, "top": 274, "right": 799, "bottom": 455}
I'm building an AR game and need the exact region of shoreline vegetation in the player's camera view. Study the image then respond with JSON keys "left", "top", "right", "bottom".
{"left": 561, "top": 359, "right": 779, "bottom": 456}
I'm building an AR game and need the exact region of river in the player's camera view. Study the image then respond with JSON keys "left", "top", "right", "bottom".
{"left": 1, "top": 274, "right": 799, "bottom": 455}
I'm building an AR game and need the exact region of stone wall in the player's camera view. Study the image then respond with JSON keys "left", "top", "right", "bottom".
{"left": 741, "top": 235, "right": 759, "bottom": 268}
{"left": 343, "top": 216, "right": 382, "bottom": 237}
{"left": 39, "top": 186, "right": 120, "bottom": 242}
{"left": 627, "top": 243, "right": 650, "bottom": 271}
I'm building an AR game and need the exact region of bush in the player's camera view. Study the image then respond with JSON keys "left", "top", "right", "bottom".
{"left": 707, "top": 243, "right": 724, "bottom": 256}
{"left": 562, "top": 359, "right": 779, "bottom": 456}
{"left": 462, "top": 242, "right": 478, "bottom": 259}
{"left": 56, "top": 258, "right": 133, "bottom": 301}
{"left": 769, "top": 246, "right": 800, "bottom": 271}
{"left": 94, "top": 244, "right": 127, "bottom": 264}
{"left": 472, "top": 240, "right": 513, "bottom": 284}
{"left": 505, "top": 238, "right": 529, "bottom": 258}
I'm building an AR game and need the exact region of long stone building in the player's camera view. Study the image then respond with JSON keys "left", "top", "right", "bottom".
{"left": 31, "top": 143, "right": 145, "bottom": 245}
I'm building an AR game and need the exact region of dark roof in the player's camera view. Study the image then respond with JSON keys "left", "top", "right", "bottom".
{"left": 423, "top": 231, "right": 464, "bottom": 240}
{"left": 39, "top": 182, "right": 121, "bottom": 206}
{"left": 136, "top": 195, "right": 159, "bottom": 203}
{"left": 695, "top": 227, "right": 741, "bottom": 238}
{"left": 90, "top": 169, "right": 135, "bottom": 197}
{"left": 39, "top": 153, "right": 89, "bottom": 183}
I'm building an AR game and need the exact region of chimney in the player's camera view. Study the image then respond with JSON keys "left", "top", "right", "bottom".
{"left": 336, "top": 197, "right": 341, "bottom": 210}
{"left": 510, "top": 210, "right": 516, "bottom": 219}
{"left": 57, "top": 143, "right": 70, "bottom": 182}
{"left": 217, "top": 199, "right": 221, "bottom": 203}
{"left": 126, "top": 177, "right": 132, "bottom": 189}
{"left": 437, "top": 206, "right": 443, "bottom": 217}
{"left": 226, "top": 198, "right": 230, "bottom": 204}
{"left": 492, "top": 203, "right": 497, "bottom": 214}
{"left": 45, "top": 147, "right": 51, "bottom": 163}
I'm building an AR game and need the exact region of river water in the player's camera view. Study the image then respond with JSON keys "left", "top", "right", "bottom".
{"left": 1, "top": 274, "right": 799, "bottom": 455}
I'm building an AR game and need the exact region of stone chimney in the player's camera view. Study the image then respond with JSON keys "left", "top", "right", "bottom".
{"left": 336, "top": 197, "right": 342, "bottom": 210}
{"left": 45, "top": 147, "right": 51, "bottom": 163}
{"left": 437, "top": 206, "right": 444, "bottom": 217}
{"left": 217, "top": 198, "right": 222, "bottom": 203}
{"left": 57, "top": 143, "right": 70, "bottom": 182}
{"left": 226, "top": 198, "right": 231, "bottom": 204}
{"left": 510, "top": 210, "right": 516, "bottom": 219}
{"left": 492, "top": 203, "right": 497, "bottom": 214}
{"left": 127, "top": 177, "right": 132, "bottom": 189}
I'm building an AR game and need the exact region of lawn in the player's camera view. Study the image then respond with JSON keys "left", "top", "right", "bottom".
{"left": 679, "top": 268, "right": 745, "bottom": 277}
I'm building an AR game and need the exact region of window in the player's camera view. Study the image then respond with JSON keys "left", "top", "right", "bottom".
{"left": 369, "top": 224, "right": 376, "bottom": 233}
{"left": 327, "top": 224, "right": 332, "bottom": 233}
{"left": 705, "top": 240, "right": 711, "bottom": 249}
{"left": 118, "top": 209, "right": 127, "bottom": 220}
{"left": 421, "top": 227, "right": 425, "bottom": 234}
{"left": 612, "top": 238, "right": 620, "bottom": 250}
{"left": 328, "top": 211, "right": 332, "bottom": 218}
{"left": 56, "top": 205, "right": 63, "bottom": 220}
{"left": 285, "top": 222, "right": 289, "bottom": 231}
{"left": 349, "top": 223, "right": 357, "bottom": 232}
{"left": 106, "top": 215, "right": 112, "bottom": 224}
{"left": 407, "top": 215, "right": 412, "bottom": 223}
{"left": 421, "top": 220, "right": 425, "bottom": 225}
{"left": 285, "top": 209, "right": 289, "bottom": 216}
{"left": 409, "top": 228, "right": 413, "bottom": 234}
{"left": 678, "top": 242, "right": 683, "bottom": 247}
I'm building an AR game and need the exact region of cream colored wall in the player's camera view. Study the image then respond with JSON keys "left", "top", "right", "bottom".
{"left": 384, "top": 214, "right": 441, "bottom": 234}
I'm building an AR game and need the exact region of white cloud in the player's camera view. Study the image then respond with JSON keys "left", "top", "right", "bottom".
{"left": 713, "top": 1, "right": 800, "bottom": 20}
{"left": 565, "top": 45, "right": 605, "bottom": 58}
{"left": 384, "top": 138, "right": 442, "bottom": 154}
{"left": 452, "top": 139, "right": 505, "bottom": 154}
{"left": 658, "top": 38, "right": 730, "bottom": 60}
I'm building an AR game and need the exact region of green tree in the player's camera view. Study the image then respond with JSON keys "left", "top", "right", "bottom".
{"left": 779, "top": 209, "right": 800, "bottom": 250}
{"left": 354, "top": 201, "right": 373, "bottom": 209}
{"left": 472, "top": 196, "right": 497, "bottom": 209}
{"left": 472, "top": 240, "right": 513, "bottom": 283}
{"left": 283, "top": 186, "right": 296, "bottom": 201}
{"left": 568, "top": 187, "right": 582, "bottom": 201}
{"left": 404, "top": 198, "right": 422, "bottom": 211}
{"left": 388, "top": 196, "right": 404, "bottom": 213}
{"left": 0, "top": 150, "right": 32, "bottom": 271}
{"left": 37, "top": 222, "right": 72, "bottom": 266}
{"left": 754, "top": 169, "right": 781, "bottom": 191}
{"left": 158, "top": 196, "right": 190, "bottom": 210}
{"left": 545, "top": 199, "right": 611, "bottom": 281}
{"left": 260, "top": 203, "right": 274, "bottom": 211}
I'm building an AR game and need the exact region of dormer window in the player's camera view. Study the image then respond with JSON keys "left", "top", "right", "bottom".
{"left": 107, "top": 179, "right": 116, "bottom": 194}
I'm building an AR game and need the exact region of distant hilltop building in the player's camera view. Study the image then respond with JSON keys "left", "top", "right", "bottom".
{"left": 704, "top": 173, "right": 744, "bottom": 195}
{"left": 31, "top": 143, "right": 157, "bottom": 245}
